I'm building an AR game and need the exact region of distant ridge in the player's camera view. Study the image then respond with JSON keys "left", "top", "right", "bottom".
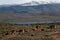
{"left": 0, "top": 3, "right": 60, "bottom": 22}
{"left": 20, "top": 1, "right": 59, "bottom": 6}
{"left": 0, "top": 3, "right": 60, "bottom": 13}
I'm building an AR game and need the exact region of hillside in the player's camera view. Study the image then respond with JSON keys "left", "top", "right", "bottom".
{"left": 0, "top": 4, "right": 60, "bottom": 22}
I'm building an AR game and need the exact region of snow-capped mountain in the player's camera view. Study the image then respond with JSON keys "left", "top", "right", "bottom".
{"left": 0, "top": 1, "right": 60, "bottom": 22}
{"left": 21, "top": 1, "right": 49, "bottom": 6}
{"left": 20, "top": 1, "right": 59, "bottom": 6}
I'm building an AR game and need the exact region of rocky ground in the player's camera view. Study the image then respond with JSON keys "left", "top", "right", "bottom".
{"left": 0, "top": 22, "right": 60, "bottom": 40}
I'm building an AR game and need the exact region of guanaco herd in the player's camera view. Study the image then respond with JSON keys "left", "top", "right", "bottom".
{"left": 2, "top": 24, "right": 56, "bottom": 37}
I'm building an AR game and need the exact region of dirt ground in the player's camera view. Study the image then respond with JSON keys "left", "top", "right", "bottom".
{"left": 0, "top": 23, "right": 60, "bottom": 40}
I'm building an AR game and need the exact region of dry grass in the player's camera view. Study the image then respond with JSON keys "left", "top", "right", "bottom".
{"left": 0, "top": 22, "right": 60, "bottom": 40}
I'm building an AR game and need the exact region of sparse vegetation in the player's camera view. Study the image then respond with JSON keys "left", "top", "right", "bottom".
{"left": 0, "top": 22, "right": 60, "bottom": 40}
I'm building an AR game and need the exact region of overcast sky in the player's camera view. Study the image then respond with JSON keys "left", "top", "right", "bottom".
{"left": 0, "top": 0, "right": 60, "bottom": 5}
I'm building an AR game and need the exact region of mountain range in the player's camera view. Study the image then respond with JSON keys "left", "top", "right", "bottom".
{"left": 0, "top": 1, "right": 60, "bottom": 22}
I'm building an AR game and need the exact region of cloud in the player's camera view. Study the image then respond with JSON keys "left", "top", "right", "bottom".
{"left": 0, "top": 0, "right": 31, "bottom": 5}
{"left": 0, "top": 0, "right": 60, "bottom": 5}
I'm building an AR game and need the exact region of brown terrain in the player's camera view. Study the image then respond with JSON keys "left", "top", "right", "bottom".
{"left": 0, "top": 22, "right": 60, "bottom": 40}
{"left": 0, "top": 13, "right": 60, "bottom": 22}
